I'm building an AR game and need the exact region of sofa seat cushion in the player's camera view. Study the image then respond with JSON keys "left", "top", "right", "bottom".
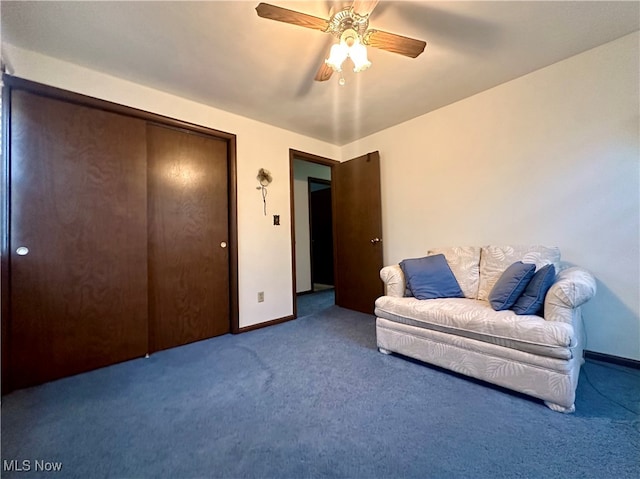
{"left": 374, "top": 296, "right": 574, "bottom": 360}
{"left": 376, "top": 318, "right": 577, "bottom": 375}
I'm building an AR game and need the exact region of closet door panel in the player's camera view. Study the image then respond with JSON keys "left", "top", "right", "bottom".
{"left": 9, "top": 90, "right": 148, "bottom": 389}
{"left": 147, "top": 124, "right": 229, "bottom": 352}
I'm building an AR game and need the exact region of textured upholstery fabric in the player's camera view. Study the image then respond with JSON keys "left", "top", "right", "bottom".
{"left": 427, "top": 246, "right": 481, "bottom": 299}
{"left": 376, "top": 318, "right": 582, "bottom": 410}
{"left": 375, "top": 296, "right": 574, "bottom": 359}
{"left": 545, "top": 267, "right": 597, "bottom": 325}
{"left": 376, "top": 245, "right": 595, "bottom": 413}
{"left": 477, "top": 245, "right": 561, "bottom": 301}
{"left": 376, "top": 318, "right": 576, "bottom": 375}
{"left": 380, "top": 265, "right": 406, "bottom": 298}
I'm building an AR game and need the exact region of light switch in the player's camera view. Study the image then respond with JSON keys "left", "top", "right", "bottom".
{"left": 273, "top": 215, "right": 280, "bottom": 226}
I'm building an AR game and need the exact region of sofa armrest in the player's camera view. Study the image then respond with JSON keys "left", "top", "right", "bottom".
{"left": 544, "top": 267, "right": 597, "bottom": 324}
{"left": 380, "top": 265, "right": 406, "bottom": 298}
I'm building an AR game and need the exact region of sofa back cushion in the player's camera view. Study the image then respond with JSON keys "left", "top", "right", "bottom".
{"left": 427, "top": 246, "right": 481, "bottom": 299}
{"left": 477, "top": 245, "right": 561, "bottom": 301}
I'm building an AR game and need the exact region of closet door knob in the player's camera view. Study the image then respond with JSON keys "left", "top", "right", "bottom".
{"left": 220, "top": 242, "right": 227, "bottom": 248}
{"left": 16, "top": 246, "right": 29, "bottom": 256}
{"left": 370, "top": 238, "right": 381, "bottom": 244}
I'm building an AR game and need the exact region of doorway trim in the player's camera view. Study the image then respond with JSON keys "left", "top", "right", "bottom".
{"left": 289, "top": 149, "right": 339, "bottom": 318}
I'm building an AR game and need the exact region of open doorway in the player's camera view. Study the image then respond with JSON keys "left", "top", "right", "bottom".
{"left": 308, "top": 178, "right": 334, "bottom": 291}
{"left": 290, "top": 149, "right": 384, "bottom": 317}
{"left": 290, "top": 151, "right": 338, "bottom": 318}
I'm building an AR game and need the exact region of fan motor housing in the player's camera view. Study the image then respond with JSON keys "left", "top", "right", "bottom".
{"left": 326, "top": 7, "right": 369, "bottom": 38}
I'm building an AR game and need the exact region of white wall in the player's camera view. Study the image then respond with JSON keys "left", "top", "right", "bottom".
{"left": 342, "top": 32, "right": 640, "bottom": 360}
{"left": 5, "top": 32, "right": 639, "bottom": 360}
{"left": 3, "top": 44, "right": 340, "bottom": 329}
{"left": 293, "top": 159, "right": 332, "bottom": 293}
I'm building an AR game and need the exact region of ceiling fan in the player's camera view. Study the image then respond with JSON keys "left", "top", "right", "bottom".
{"left": 255, "top": 1, "right": 426, "bottom": 84}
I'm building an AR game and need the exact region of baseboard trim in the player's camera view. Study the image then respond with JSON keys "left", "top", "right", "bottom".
{"left": 584, "top": 350, "right": 640, "bottom": 369}
{"left": 296, "top": 290, "right": 314, "bottom": 296}
{"left": 235, "top": 315, "right": 296, "bottom": 334}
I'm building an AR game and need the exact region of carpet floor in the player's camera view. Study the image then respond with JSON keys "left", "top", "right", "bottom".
{"left": 296, "top": 289, "right": 335, "bottom": 318}
{"left": 1, "top": 305, "right": 639, "bottom": 479}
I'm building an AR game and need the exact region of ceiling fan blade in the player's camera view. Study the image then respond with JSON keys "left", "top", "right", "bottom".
{"left": 364, "top": 29, "right": 426, "bottom": 58}
{"left": 314, "top": 62, "right": 334, "bottom": 82}
{"left": 351, "top": 0, "right": 379, "bottom": 17}
{"left": 256, "top": 3, "right": 329, "bottom": 32}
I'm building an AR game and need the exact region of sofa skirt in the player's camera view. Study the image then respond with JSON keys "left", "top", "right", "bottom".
{"left": 376, "top": 317, "right": 583, "bottom": 410}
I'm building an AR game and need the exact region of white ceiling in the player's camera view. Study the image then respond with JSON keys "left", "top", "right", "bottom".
{"left": 2, "top": 1, "right": 639, "bottom": 145}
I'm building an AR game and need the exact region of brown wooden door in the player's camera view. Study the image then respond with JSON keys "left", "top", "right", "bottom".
{"left": 9, "top": 90, "right": 148, "bottom": 389}
{"left": 333, "top": 151, "right": 384, "bottom": 314}
{"left": 147, "top": 124, "right": 230, "bottom": 352}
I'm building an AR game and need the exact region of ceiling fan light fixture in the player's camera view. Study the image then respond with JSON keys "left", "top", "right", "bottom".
{"left": 340, "top": 28, "right": 359, "bottom": 48}
{"left": 255, "top": 3, "right": 427, "bottom": 84}
{"left": 349, "top": 42, "right": 371, "bottom": 73}
{"left": 325, "top": 28, "right": 371, "bottom": 75}
{"left": 326, "top": 42, "right": 349, "bottom": 72}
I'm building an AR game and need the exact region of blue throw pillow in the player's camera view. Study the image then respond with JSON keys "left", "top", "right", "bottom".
{"left": 512, "top": 264, "right": 556, "bottom": 316}
{"left": 489, "top": 261, "right": 536, "bottom": 311}
{"left": 399, "top": 254, "right": 463, "bottom": 300}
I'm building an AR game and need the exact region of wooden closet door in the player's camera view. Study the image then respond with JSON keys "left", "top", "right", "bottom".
{"left": 147, "top": 124, "right": 230, "bottom": 352}
{"left": 9, "top": 90, "right": 148, "bottom": 389}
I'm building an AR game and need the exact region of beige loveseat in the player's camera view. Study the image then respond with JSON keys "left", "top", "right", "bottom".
{"left": 375, "top": 245, "right": 597, "bottom": 413}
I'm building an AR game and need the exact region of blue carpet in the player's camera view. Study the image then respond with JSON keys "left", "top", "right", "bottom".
{"left": 296, "top": 289, "right": 335, "bottom": 318}
{"left": 1, "top": 306, "right": 639, "bottom": 479}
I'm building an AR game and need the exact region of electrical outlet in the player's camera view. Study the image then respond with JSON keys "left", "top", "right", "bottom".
{"left": 258, "top": 291, "right": 264, "bottom": 303}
